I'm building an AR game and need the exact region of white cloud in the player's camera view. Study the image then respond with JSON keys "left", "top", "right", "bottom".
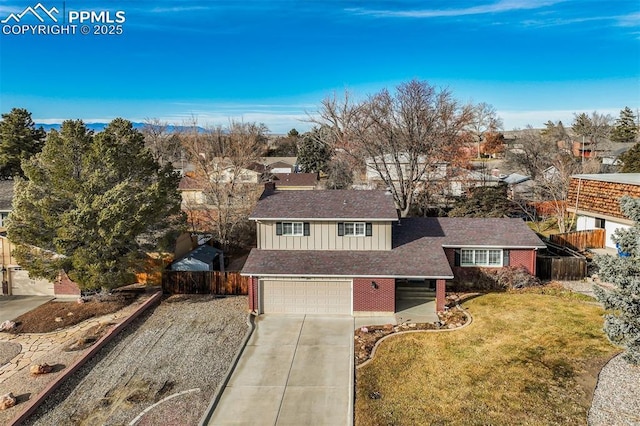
{"left": 347, "top": 0, "right": 563, "bottom": 19}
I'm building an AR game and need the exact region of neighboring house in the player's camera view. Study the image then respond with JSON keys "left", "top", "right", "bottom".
{"left": 365, "top": 153, "right": 446, "bottom": 184}
{"left": 601, "top": 143, "right": 636, "bottom": 166}
{"left": 0, "top": 236, "right": 80, "bottom": 297}
{"left": 567, "top": 173, "right": 640, "bottom": 249}
{"left": 178, "top": 175, "right": 206, "bottom": 206}
{"left": 270, "top": 173, "right": 318, "bottom": 190}
{"left": 0, "top": 180, "right": 80, "bottom": 297}
{"left": 169, "top": 244, "right": 224, "bottom": 272}
{"left": 261, "top": 157, "right": 298, "bottom": 170}
{"left": 241, "top": 189, "right": 545, "bottom": 316}
{"left": 268, "top": 161, "right": 295, "bottom": 174}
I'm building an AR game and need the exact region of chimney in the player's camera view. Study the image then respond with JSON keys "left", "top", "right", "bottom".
{"left": 264, "top": 181, "right": 276, "bottom": 191}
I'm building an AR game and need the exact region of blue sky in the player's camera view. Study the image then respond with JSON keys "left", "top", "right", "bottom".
{"left": 0, "top": 0, "right": 639, "bottom": 133}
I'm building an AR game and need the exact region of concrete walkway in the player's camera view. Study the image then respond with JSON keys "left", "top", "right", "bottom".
{"left": 0, "top": 299, "right": 146, "bottom": 384}
{"left": 0, "top": 296, "right": 53, "bottom": 323}
{"left": 208, "top": 315, "right": 354, "bottom": 425}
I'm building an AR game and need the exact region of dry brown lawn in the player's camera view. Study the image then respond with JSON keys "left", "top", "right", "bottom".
{"left": 356, "top": 290, "right": 618, "bottom": 425}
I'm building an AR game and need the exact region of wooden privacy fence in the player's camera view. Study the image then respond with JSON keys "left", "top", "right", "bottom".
{"left": 549, "top": 229, "right": 605, "bottom": 251}
{"left": 537, "top": 241, "right": 587, "bottom": 281}
{"left": 162, "top": 271, "right": 249, "bottom": 295}
{"left": 537, "top": 255, "right": 587, "bottom": 281}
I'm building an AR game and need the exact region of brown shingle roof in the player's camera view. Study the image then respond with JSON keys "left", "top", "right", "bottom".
{"left": 242, "top": 248, "right": 454, "bottom": 278}
{"left": 272, "top": 173, "right": 318, "bottom": 187}
{"left": 567, "top": 173, "right": 640, "bottom": 220}
{"left": 395, "top": 218, "right": 547, "bottom": 249}
{"left": 250, "top": 190, "right": 398, "bottom": 221}
{"left": 242, "top": 217, "right": 544, "bottom": 277}
{"left": 269, "top": 161, "right": 294, "bottom": 169}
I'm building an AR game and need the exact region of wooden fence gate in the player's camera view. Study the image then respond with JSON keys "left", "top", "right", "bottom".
{"left": 162, "top": 271, "right": 249, "bottom": 295}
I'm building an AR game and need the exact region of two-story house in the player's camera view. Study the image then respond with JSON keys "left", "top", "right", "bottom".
{"left": 242, "top": 188, "right": 545, "bottom": 317}
{"left": 567, "top": 173, "right": 640, "bottom": 249}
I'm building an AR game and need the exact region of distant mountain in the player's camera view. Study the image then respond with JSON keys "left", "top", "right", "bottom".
{"left": 35, "top": 122, "right": 206, "bottom": 133}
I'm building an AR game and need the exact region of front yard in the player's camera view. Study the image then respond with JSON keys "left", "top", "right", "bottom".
{"left": 356, "top": 289, "right": 619, "bottom": 425}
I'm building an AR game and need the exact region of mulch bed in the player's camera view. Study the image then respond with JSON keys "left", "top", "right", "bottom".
{"left": 6, "top": 295, "right": 136, "bottom": 334}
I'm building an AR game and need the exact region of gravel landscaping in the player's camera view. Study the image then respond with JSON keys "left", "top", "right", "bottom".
{"left": 23, "top": 295, "right": 249, "bottom": 426}
{"left": 589, "top": 354, "right": 640, "bottom": 425}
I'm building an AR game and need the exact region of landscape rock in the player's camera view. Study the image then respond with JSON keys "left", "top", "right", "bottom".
{"left": 30, "top": 363, "right": 53, "bottom": 375}
{"left": 0, "top": 393, "right": 16, "bottom": 410}
{"left": 0, "top": 320, "right": 16, "bottom": 332}
{"left": 54, "top": 317, "right": 63, "bottom": 322}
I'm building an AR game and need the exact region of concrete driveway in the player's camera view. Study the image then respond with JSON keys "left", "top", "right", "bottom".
{"left": 0, "top": 295, "right": 53, "bottom": 323}
{"left": 208, "top": 314, "right": 354, "bottom": 425}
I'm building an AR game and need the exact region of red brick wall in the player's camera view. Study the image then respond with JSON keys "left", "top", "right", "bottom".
{"left": 436, "top": 279, "right": 445, "bottom": 312}
{"left": 445, "top": 248, "right": 537, "bottom": 288}
{"left": 353, "top": 278, "right": 395, "bottom": 313}
{"left": 248, "top": 277, "right": 258, "bottom": 312}
{"left": 54, "top": 271, "right": 80, "bottom": 297}
{"left": 509, "top": 249, "right": 536, "bottom": 275}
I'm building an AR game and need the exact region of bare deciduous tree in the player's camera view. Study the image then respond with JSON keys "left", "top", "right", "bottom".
{"left": 180, "top": 119, "right": 268, "bottom": 250}
{"left": 142, "top": 118, "right": 183, "bottom": 166}
{"left": 312, "top": 80, "right": 473, "bottom": 217}
{"left": 506, "top": 126, "right": 558, "bottom": 180}
{"left": 468, "top": 102, "right": 503, "bottom": 158}
{"left": 571, "top": 111, "right": 613, "bottom": 157}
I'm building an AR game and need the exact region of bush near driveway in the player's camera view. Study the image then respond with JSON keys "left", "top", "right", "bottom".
{"left": 356, "top": 291, "right": 618, "bottom": 425}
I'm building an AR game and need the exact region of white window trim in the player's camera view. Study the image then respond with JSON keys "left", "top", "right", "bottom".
{"left": 460, "top": 248, "right": 503, "bottom": 267}
{"left": 344, "top": 222, "right": 366, "bottom": 237}
{"left": 282, "top": 221, "right": 304, "bottom": 236}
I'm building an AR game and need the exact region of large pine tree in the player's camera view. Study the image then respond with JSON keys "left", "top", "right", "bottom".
{"left": 619, "top": 143, "right": 640, "bottom": 172}
{"left": 0, "top": 108, "right": 46, "bottom": 179}
{"left": 610, "top": 107, "right": 639, "bottom": 144}
{"left": 7, "top": 119, "right": 183, "bottom": 290}
{"left": 594, "top": 196, "right": 640, "bottom": 365}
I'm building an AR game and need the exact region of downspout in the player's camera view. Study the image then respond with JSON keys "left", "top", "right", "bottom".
{"left": 569, "top": 178, "right": 582, "bottom": 231}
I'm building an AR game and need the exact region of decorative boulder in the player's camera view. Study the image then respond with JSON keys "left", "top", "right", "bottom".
{"left": 0, "top": 320, "right": 16, "bottom": 332}
{"left": 0, "top": 393, "right": 16, "bottom": 410}
{"left": 30, "top": 363, "right": 53, "bottom": 375}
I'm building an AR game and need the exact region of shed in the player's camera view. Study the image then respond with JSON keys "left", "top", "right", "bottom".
{"left": 170, "top": 245, "right": 224, "bottom": 272}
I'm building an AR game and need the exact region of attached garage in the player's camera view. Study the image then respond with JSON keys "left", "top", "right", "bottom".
{"left": 260, "top": 278, "right": 352, "bottom": 315}
{"left": 9, "top": 267, "right": 55, "bottom": 296}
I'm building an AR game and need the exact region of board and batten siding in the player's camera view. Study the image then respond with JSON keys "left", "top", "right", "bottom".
{"left": 257, "top": 220, "right": 392, "bottom": 250}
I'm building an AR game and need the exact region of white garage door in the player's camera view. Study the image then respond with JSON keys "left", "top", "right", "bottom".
{"left": 261, "top": 279, "right": 352, "bottom": 315}
{"left": 10, "top": 268, "right": 55, "bottom": 296}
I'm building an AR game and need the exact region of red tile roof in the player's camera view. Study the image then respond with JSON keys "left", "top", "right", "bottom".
{"left": 250, "top": 190, "right": 398, "bottom": 221}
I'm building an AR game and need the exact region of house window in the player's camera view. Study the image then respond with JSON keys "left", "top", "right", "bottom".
{"left": 276, "top": 222, "right": 310, "bottom": 236}
{"left": 338, "top": 222, "right": 373, "bottom": 237}
{"left": 0, "top": 212, "right": 9, "bottom": 227}
{"left": 595, "top": 218, "right": 605, "bottom": 229}
{"left": 346, "top": 222, "right": 365, "bottom": 236}
{"left": 460, "top": 249, "right": 503, "bottom": 267}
